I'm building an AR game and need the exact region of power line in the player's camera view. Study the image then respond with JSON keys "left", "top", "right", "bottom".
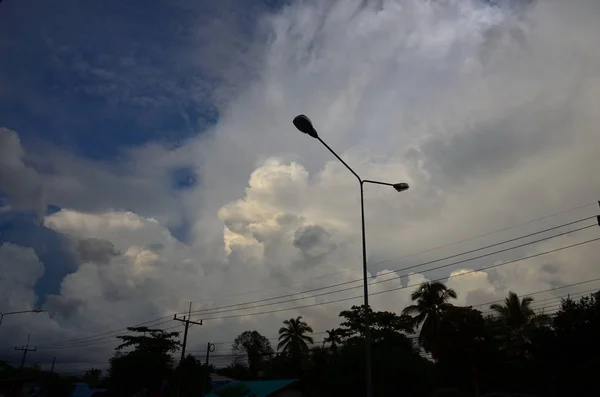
{"left": 193, "top": 201, "right": 598, "bottom": 302}
{"left": 38, "top": 322, "right": 184, "bottom": 350}
{"left": 199, "top": 283, "right": 600, "bottom": 351}
{"left": 36, "top": 316, "right": 175, "bottom": 348}
{"left": 184, "top": 221, "right": 597, "bottom": 318}
{"left": 38, "top": 235, "right": 600, "bottom": 351}
{"left": 173, "top": 302, "right": 203, "bottom": 364}
{"left": 471, "top": 276, "right": 600, "bottom": 308}
{"left": 33, "top": 209, "right": 599, "bottom": 350}
{"left": 528, "top": 288, "right": 599, "bottom": 306}
{"left": 188, "top": 330, "right": 413, "bottom": 353}
{"left": 44, "top": 275, "right": 600, "bottom": 353}
{"left": 34, "top": 205, "right": 598, "bottom": 349}
{"left": 372, "top": 203, "right": 598, "bottom": 267}
{"left": 481, "top": 288, "right": 600, "bottom": 315}
{"left": 75, "top": 287, "right": 600, "bottom": 364}
{"left": 199, "top": 236, "right": 600, "bottom": 321}
{"left": 15, "top": 334, "right": 36, "bottom": 370}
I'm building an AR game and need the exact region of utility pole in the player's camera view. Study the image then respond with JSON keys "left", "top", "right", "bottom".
{"left": 173, "top": 302, "right": 202, "bottom": 364}
{"left": 200, "top": 343, "right": 216, "bottom": 397}
{"left": 204, "top": 342, "right": 216, "bottom": 365}
{"left": 50, "top": 356, "right": 56, "bottom": 373}
{"left": 14, "top": 333, "right": 36, "bottom": 370}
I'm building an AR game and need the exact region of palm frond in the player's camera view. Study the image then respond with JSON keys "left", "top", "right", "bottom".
{"left": 277, "top": 339, "right": 289, "bottom": 351}
{"left": 300, "top": 335, "right": 314, "bottom": 344}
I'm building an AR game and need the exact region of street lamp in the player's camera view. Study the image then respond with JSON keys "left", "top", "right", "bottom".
{"left": 0, "top": 309, "right": 43, "bottom": 327}
{"left": 293, "top": 114, "right": 409, "bottom": 397}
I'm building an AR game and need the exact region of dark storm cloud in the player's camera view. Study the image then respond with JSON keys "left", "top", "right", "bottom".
{"left": 77, "top": 238, "right": 119, "bottom": 264}
{"left": 293, "top": 224, "right": 336, "bottom": 263}
{"left": 0, "top": 128, "right": 45, "bottom": 217}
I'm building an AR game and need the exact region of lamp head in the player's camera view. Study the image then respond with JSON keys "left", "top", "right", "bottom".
{"left": 393, "top": 183, "right": 409, "bottom": 192}
{"left": 293, "top": 114, "right": 319, "bottom": 139}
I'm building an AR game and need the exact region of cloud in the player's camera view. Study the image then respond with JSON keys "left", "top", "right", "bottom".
{"left": 77, "top": 238, "right": 119, "bottom": 264}
{"left": 26, "top": 143, "right": 191, "bottom": 229}
{"left": 293, "top": 224, "right": 336, "bottom": 263}
{"left": 0, "top": 242, "right": 44, "bottom": 310}
{"left": 446, "top": 269, "right": 498, "bottom": 307}
{"left": 0, "top": 128, "right": 45, "bottom": 217}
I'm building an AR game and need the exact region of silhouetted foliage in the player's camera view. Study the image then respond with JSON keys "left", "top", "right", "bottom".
{"left": 489, "top": 291, "right": 551, "bottom": 358}
{"left": 277, "top": 316, "right": 314, "bottom": 355}
{"left": 339, "top": 305, "right": 414, "bottom": 345}
{"left": 115, "top": 326, "right": 181, "bottom": 354}
{"left": 540, "top": 291, "right": 600, "bottom": 397}
{"left": 108, "top": 327, "right": 181, "bottom": 397}
{"left": 46, "top": 374, "right": 76, "bottom": 397}
{"left": 82, "top": 368, "right": 102, "bottom": 387}
{"left": 231, "top": 330, "right": 274, "bottom": 378}
{"left": 71, "top": 285, "right": 600, "bottom": 397}
{"left": 403, "top": 281, "right": 457, "bottom": 356}
{"left": 175, "top": 355, "right": 211, "bottom": 397}
{"left": 322, "top": 328, "right": 342, "bottom": 350}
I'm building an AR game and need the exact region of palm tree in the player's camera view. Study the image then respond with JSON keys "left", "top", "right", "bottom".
{"left": 322, "top": 329, "right": 343, "bottom": 350}
{"left": 490, "top": 291, "right": 550, "bottom": 357}
{"left": 402, "top": 281, "right": 457, "bottom": 355}
{"left": 278, "top": 316, "right": 314, "bottom": 356}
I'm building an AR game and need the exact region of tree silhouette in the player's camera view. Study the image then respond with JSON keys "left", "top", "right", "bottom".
{"left": 96, "top": 287, "right": 600, "bottom": 397}
{"left": 402, "top": 281, "right": 457, "bottom": 355}
{"left": 548, "top": 291, "right": 600, "bottom": 396}
{"left": 339, "top": 305, "right": 414, "bottom": 345}
{"left": 232, "top": 330, "right": 274, "bottom": 377}
{"left": 489, "top": 291, "right": 549, "bottom": 357}
{"left": 115, "top": 326, "right": 181, "bottom": 354}
{"left": 82, "top": 368, "right": 102, "bottom": 387}
{"left": 323, "top": 329, "right": 343, "bottom": 350}
{"left": 435, "top": 306, "right": 488, "bottom": 395}
{"left": 277, "top": 316, "right": 314, "bottom": 355}
{"left": 108, "top": 327, "right": 181, "bottom": 397}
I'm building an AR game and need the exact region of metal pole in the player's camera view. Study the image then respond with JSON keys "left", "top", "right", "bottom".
{"left": 360, "top": 181, "right": 373, "bottom": 397}
{"left": 174, "top": 302, "right": 202, "bottom": 364}
{"left": 315, "top": 136, "right": 373, "bottom": 397}
{"left": 180, "top": 319, "right": 190, "bottom": 363}
{"left": 19, "top": 334, "right": 32, "bottom": 370}
{"left": 293, "top": 116, "right": 408, "bottom": 397}
{"left": 0, "top": 310, "right": 43, "bottom": 327}
{"left": 201, "top": 343, "right": 215, "bottom": 397}
{"left": 204, "top": 342, "right": 211, "bottom": 365}
{"left": 312, "top": 136, "right": 374, "bottom": 397}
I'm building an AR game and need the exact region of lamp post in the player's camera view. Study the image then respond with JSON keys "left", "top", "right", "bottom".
{"left": 292, "top": 114, "right": 409, "bottom": 397}
{"left": 0, "top": 309, "right": 43, "bottom": 327}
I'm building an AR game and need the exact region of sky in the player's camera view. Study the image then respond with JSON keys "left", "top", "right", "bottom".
{"left": 1, "top": 0, "right": 600, "bottom": 374}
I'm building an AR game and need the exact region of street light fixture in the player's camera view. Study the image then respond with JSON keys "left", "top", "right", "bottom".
{"left": 393, "top": 182, "right": 409, "bottom": 192}
{"left": 0, "top": 309, "right": 43, "bottom": 327}
{"left": 292, "top": 114, "right": 409, "bottom": 397}
{"left": 292, "top": 114, "right": 319, "bottom": 139}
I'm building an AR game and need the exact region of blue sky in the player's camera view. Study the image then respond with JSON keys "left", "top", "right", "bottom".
{"left": 0, "top": 0, "right": 282, "bottom": 300}
{"left": 0, "top": 0, "right": 282, "bottom": 159}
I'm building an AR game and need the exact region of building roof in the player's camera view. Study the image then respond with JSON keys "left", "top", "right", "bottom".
{"left": 70, "top": 383, "right": 106, "bottom": 397}
{"left": 210, "top": 374, "right": 236, "bottom": 383}
{"left": 207, "top": 379, "right": 298, "bottom": 397}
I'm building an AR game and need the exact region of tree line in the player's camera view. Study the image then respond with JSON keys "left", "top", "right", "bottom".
{"left": 218, "top": 281, "right": 600, "bottom": 397}
{"left": 3, "top": 281, "right": 598, "bottom": 397}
